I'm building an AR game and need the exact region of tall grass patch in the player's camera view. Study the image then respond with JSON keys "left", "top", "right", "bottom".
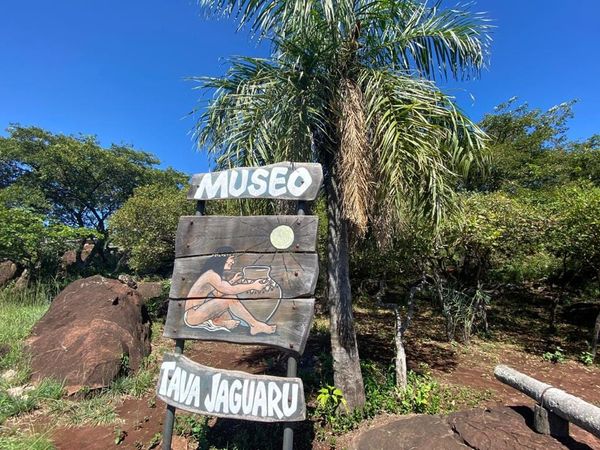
{"left": 0, "top": 429, "right": 55, "bottom": 450}
{"left": 0, "top": 282, "right": 64, "bottom": 426}
{"left": 0, "top": 283, "right": 58, "bottom": 376}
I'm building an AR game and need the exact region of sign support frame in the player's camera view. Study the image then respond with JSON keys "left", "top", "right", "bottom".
{"left": 160, "top": 163, "right": 321, "bottom": 449}
{"left": 282, "top": 200, "right": 306, "bottom": 450}
{"left": 161, "top": 200, "right": 204, "bottom": 450}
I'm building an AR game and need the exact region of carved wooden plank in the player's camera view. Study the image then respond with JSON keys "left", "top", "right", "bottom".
{"left": 164, "top": 298, "right": 314, "bottom": 354}
{"left": 175, "top": 215, "right": 319, "bottom": 257}
{"left": 187, "top": 162, "right": 323, "bottom": 201}
{"left": 169, "top": 253, "right": 318, "bottom": 300}
{"left": 157, "top": 353, "right": 306, "bottom": 422}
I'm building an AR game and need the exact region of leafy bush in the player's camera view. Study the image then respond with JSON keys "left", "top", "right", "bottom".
{"left": 579, "top": 351, "right": 594, "bottom": 366}
{"left": 494, "top": 251, "right": 561, "bottom": 283}
{"left": 399, "top": 371, "right": 441, "bottom": 414}
{"left": 438, "top": 283, "right": 490, "bottom": 343}
{"left": 0, "top": 206, "right": 98, "bottom": 279}
{"left": 110, "top": 184, "right": 194, "bottom": 275}
{"left": 175, "top": 414, "right": 209, "bottom": 445}
{"left": 542, "top": 347, "right": 566, "bottom": 363}
{"left": 313, "top": 361, "right": 444, "bottom": 436}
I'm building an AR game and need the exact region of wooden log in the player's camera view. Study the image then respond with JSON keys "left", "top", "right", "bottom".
{"left": 156, "top": 353, "right": 306, "bottom": 422}
{"left": 169, "top": 253, "right": 318, "bottom": 300}
{"left": 164, "top": 298, "right": 314, "bottom": 354}
{"left": 175, "top": 215, "right": 318, "bottom": 257}
{"left": 187, "top": 162, "right": 323, "bottom": 201}
{"left": 494, "top": 365, "right": 600, "bottom": 438}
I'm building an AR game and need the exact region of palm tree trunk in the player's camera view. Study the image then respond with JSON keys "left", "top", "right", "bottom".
{"left": 324, "top": 159, "right": 366, "bottom": 410}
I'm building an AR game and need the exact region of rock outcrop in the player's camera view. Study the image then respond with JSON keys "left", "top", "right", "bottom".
{"left": 0, "top": 260, "right": 18, "bottom": 287}
{"left": 26, "top": 275, "right": 151, "bottom": 394}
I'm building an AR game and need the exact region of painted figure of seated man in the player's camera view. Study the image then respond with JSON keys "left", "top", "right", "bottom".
{"left": 184, "top": 247, "right": 276, "bottom": 335}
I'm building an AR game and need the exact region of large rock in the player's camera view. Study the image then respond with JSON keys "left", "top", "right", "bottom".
{"left": 351, "top": 415, "right": 468, "bottom": 450}
{"left": 60, "top": 242, "right": 95, "bottom": 273}
{"left": 448, "top": 407, "right": 571, "bottom": 450}
{"left": 351, "top": 407, "right": 588, "bottom": 450}
{"left": 26, "top": 275, "right": 151, "bottom": 394}
{"left": 136, "top": 281, "right": 164, "bottom": 302}
{"left": 0, "top": 260, "right": 18, "bottom": 287}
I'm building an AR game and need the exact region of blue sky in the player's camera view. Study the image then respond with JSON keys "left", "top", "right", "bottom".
{"left": 1, "top": 1, "right": 599, "bottom": 175}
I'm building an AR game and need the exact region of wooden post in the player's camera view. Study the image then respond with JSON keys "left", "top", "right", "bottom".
{"left": 534, "top": 403, "right": 569, "bottom": 437}
{"left": 283, "top": 200, "right": 308, "bottom": 450}
{"left": 161, "top": 339, "right": 184, "bottom": 449}
{"left": 162, "top": 201, "right": 205, "bottom": 450}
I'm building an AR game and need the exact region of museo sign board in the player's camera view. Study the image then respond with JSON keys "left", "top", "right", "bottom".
{"left": 158, "top": 162, "right": 322, "bottom": 427}
{"left": 187, "top": 162, "right": 323, "bottom": 201}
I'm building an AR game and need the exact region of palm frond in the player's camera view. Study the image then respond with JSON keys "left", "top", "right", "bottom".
{"left": 336, "top": 78, "right": 372, "bottom": 235}
{"left": 360, "top": 68, "right": 486, "bottom": 229}
{"left": 360, "top": 0, "right": 492, "bottom": 80}
{"left": 192, "top": 55, "right": 329, "bottom": 168}
{"left": 198, "top": 0, "right": 356, "bottom": 39}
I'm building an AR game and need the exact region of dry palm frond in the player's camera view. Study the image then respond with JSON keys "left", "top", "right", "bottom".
{"left": 337, "top": 78, "right": 373, "bottom": 236}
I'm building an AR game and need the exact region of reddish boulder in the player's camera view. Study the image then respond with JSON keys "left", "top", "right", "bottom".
{"left": 60, "top": 242, "right": 95, "bottom": 270}
{"left": 26, "top": 275, "right": 151, "bottom": 394}
{"left": 448, "top": 407, "right": 571, "bottom": 450}
{"left": 136, "top": 281, "right": 164, "bottom": 302}
{"left": 0, "top": 260, "right": 18, "bottom": 287}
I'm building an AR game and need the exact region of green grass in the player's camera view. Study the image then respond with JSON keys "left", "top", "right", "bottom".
{"left": 46, "top": 395, "right": 120, "bottom": 426}
{"left": 0, "top": 379, "right": 64, "bottom": 424}
{"left": 0, "top": 430, "right": 55, "bottom": 450}
{"left": 0, "top": 283, "right": 64, "bottom": 425}
{"left": 439, "top": 385, "right": 495, "bottom": 412}
{"left": 109, "top": 367, "right": 155, "bottom": 398}
{"left": 0, "top": 283, "right": 57, "bottom": 375}
{"left": 43, "top": 357, "right": 159, "bottom": 428}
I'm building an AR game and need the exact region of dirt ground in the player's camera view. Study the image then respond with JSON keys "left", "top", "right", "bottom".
{"left": 12, "top": 291, "right": 600, "bottom": 449}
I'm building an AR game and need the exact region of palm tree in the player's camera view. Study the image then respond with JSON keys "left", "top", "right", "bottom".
{"left": 192, "top": 0, "right": 491, "bottom": 409}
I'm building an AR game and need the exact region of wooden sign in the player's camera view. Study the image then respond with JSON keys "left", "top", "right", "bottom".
{"left": 187, "top": 162, "right": 323, "bottom": 201}
{"left": 164, "top": 298, "right": 314, "bottom": 354}
{"left": 169, "top": 253, "right": 318, "bottom": 300}
{"left": 175, "top": 216, "right": 319, "bottom": 257}
{"left": 160, "top": 162, "right": 323, "bottom": 449}
{"left": 157, "top": 353, "right": 306, "bottom": 422}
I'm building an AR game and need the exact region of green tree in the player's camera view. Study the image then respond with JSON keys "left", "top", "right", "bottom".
{"left": 471, "top": 99, "right": 600, "bottom": 191}
{"left": 0, "top": 125, "right": 187, "bottom": 262}
{"left": 547, "top": 183, "right": 600, "bottom": 359}
{"left": 193, "top": 0, "right": 490, "bottom": 408}
{"left": 0, "top": 205, "right": 98, "bottom": 278}
{"left": 110, "top": 184, "right": 195, "bottom": 275}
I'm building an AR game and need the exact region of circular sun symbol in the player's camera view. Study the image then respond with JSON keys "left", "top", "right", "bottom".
{"left": 269, "top": 225, "right": 295, "bottom": 249}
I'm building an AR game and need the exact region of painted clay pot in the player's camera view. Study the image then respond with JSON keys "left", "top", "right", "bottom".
{"left": 233, "top": 265, "right": 282, "bottom": 322}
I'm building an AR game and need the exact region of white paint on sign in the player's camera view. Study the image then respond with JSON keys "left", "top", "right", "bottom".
{"left": 202, "top": 373, "right": 299, "bottom": 419}
{"left": 269, "top": 225, "right": 295, "bottom": 249}
{"left": 194, "top": 167, "right": 313, "bottom": 199}
{"left": 156, "top": 355, "right": 305, "bottom": 422}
